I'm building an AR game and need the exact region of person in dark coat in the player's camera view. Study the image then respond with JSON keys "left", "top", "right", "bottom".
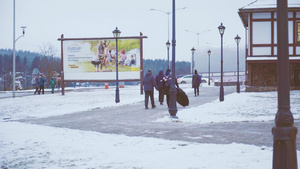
{"left": 143, "top": 69, "right": 156, "bottom": 109}
{"left": 38, "top": 75, "right": 46, "bottom": 94}
{"left": 192, "top": 69, "right": 201, "bottom": 96}
{"left": 34, "top": 76, "right": 40, "bottom": 94}
{"left": 155, "top": 70, "right": 165, "bottom": 105}
{"left": 162, "top": 69, "right": 179, "bottom": 108}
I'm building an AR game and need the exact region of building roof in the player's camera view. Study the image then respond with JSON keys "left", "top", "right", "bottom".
{"left": 240, "top": 0, "right": 300, "bottom": 10}
{"left": 238, "top": 0, "right": 300, "bottom": 27}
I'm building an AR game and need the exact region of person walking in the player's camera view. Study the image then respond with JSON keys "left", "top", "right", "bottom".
{"left": 192, "top": 69, "right": 201, "bottom": 97}
{"left": 50, "top": 77, "right": 56, "bottom": 94}
{"left": 56, "top": 75, "right": 61, "bottom": 91}
{"left": 33, "top": 76, "right": 40, "bottom": 94}
{"left": 38, "top": 75, "right": 46, "bottom": 94}
{"left": 163, "top": 69, "right": 178, "bottom": 108}
{"left": 143, "top": 69, "right": 156, "bottom": 109}
{"left": 155, "top": 70, "right": 165, "bottom": 105}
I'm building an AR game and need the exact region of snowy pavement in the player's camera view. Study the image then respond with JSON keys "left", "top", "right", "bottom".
{"left": 1, "top": 84, "right": 300, "bottom": 168}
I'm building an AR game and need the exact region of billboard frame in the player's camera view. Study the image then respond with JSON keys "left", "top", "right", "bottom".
{"left": 58, "top": 33, "right": 148, "bottom": 95}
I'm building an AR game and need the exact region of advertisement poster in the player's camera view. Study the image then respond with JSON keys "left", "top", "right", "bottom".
{"left": 63, "top": 39, "right": 141, "bottom": 81}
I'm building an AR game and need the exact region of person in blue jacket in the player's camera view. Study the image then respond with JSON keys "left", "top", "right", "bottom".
{"left": 155, "top": 70, "right": 165, "bottom": 105}
{"left": 143, "top": 69, "right": 156, "bottom": 109}
{"left": 38, "top": 75, "right": 46, "bottom": 94}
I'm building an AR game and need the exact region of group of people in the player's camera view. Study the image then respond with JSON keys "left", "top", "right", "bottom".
{"left": 143, "top": 68, "right": 178, "bottom": 109}
{"left": 33, "top": 75, "right": 61, "bottom": 95}
{"left": 143, "top": 69, "right": 202, "bottom": 109}
{"left": 94, "top": 40, "right": 136, "bottom": 72}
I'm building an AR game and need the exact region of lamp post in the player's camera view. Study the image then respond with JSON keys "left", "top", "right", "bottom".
{"left": 12, "top": 24, "right": 26, "bottom": 97}
{"left": 113, "top": 27, "right": 121, "bottom": 103}
{"left": 272, "top": 0, "right": 297, "bottom": 168}
{"left": 207, "top": 50, "right": 211, "bottom": 86}
{"left": 166, "top": 41, "right": 171, "bottom": 69}
{"left": 191, "top": 47, "right": 195, "bottom": 74}
{"left": 218, "top": 23, "right": 225, "bottom": 102}
{"left": 169, "top": 0, "right": 177, "bottom": 118}
{"left": 150, "top": 7, "right": 186, "bottom": 41}
{"left": 185, "top": 29, "right": 211, "bottom": 46}
{"left": 234, "top": 35, "right": 241, "bottom": 93}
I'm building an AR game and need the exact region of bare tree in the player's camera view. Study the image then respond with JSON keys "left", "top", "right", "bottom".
{"left": 39, "top": 42, "right": 58, "bottom": 57}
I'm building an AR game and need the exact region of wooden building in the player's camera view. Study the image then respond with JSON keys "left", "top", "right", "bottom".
{"left": 238, "top": 0, "right": 300, "bottom": 91}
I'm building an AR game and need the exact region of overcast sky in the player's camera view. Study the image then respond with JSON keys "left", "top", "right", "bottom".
{"left": 0, "top": 0, "right": 256, "bottom": 71}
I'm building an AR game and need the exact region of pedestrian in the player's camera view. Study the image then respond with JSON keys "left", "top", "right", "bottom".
{"left": 192, "top": 69, "right": 201, "bottom": 97}
{"left": 33, "top": 76, "right": 39, "bottom": 94}
{"left": 50, "top": 77, "right": 56, "bottom": 94}
{"left": 38, "top": 75, "right": 46, "bottom": 94}
{"left": 155, "top": 70, "right": 165, "bottom": 105}
{"left": 162, "top": 69, "right": 178, "bottom": 108}
{"left": 56, "top": 75, "right": 61, "bottom": 91}
{"left": 143, "top": 69, "right": 156, "bottom": 109}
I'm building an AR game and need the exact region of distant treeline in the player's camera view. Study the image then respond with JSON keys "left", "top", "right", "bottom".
{"left": 0, "top": 49, "right": 191, "bottom": 78}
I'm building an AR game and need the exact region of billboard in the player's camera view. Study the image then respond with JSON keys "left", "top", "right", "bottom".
{"left": 63, "top": 39, "right": 141, "bottom": 81}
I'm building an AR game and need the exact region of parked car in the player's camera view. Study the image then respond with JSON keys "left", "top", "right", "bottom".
{"left": 177, "top": 75, "right": 212, "bottom": 84}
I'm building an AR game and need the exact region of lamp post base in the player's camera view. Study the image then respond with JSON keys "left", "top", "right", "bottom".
{"left": 219, "top": 86, "right": 224, "bottom": 101}
{"left": 272, "top": 126, "right": 298, "bottom": 169}
{"left": 115, "top": 87, "right": 120, "bottom": 103}
{"left": 168, "top": 87, "right": 177, "bottom": 117}
{"left": 237, "top": 84, "right": 240, "bottom": 93}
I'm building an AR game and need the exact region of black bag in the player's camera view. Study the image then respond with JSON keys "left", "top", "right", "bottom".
{"left": 176, "top": 88, "right": 189, "bottom": 107}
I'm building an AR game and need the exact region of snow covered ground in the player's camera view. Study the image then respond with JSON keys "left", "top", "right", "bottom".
{"left": 1, "top": 84, "right": 300, "bottom": 168}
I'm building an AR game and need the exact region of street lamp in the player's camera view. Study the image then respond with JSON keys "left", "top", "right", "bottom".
{"left": 12, "top": 25, "right": 26, "bottom": 98}
{"left": 185, "top": 29, "right": 211, "bottom": 46}
{"left": 191, "top": 47, "right": 195, "bottom": 74}
{"left": 207, "top": 50, "right": 211, "bottom": 86}
{"left": 169, "top": 0, "right": 178, "bottom": 118}
{"left": 150, "top": 7, "right": 186, "bottom": 41}
{"left": 234, "top": 35, "right": 241, "bottom": 93}
{"left": 166, "top": 41, "right": 171, "bottom": 69}
{"left": 272, "top": 0, "right": 297, "bottom": 168}
{"left": 113, "top": 27, "right": 121, "bottom": 103}
{"left": 218, "top": 23, "right": 225, "bottom": 102}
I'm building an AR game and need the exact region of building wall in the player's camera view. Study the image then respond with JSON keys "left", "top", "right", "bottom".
{"left": 246, "top": 11, "right": 300, "bottom": 90}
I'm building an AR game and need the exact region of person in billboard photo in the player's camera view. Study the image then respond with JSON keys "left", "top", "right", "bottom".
{"left": 119, "top": 49, "right": 127, "bottom": 66}
{"left": 97, "top": 40, "right": 105, "bottom": 71}
{"left": 129, "top": 55, "right": 135, "bottom": 67}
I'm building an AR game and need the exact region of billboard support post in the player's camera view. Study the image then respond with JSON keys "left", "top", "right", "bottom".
{"left": 60, "top": 34, "right": 65, "bottom": 95}
{"left": 140, "top": 32, "right": 144, "bottom": 95}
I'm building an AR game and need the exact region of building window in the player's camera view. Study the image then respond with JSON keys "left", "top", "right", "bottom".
{"left": 298, "top": 22, "right": 300, "bottom": 43}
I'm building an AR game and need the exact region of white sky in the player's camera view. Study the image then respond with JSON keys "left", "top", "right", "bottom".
{"left": 0, "top": 0, "right": 255, "bottom": 62}
{"left": 1, "top": 84, "right": 300, "bottom": 168}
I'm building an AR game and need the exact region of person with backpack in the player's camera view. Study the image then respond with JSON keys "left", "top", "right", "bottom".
{"left": 155, "top": 70, "right": 165, "bottom": 105}
{"left": 192, "top": 69, "right": 201, "bottom": 97}
{"left": 143, "top": 69, "right": 156, "bottom": 109}
{"left": 163, "top": 69, "right": 179, "bottom": 108}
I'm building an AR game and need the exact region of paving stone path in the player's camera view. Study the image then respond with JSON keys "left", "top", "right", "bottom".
{"left": 20, "top": 86, "right": 300, "bottom": 149}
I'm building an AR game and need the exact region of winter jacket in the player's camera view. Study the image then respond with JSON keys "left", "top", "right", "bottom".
{"left": 34, "top": 77, "right": 39, "bottom": 88}
{"left": 162, "top": 70, "right": 179, "bottom": 95}
{"left": 155, "top": 70, "right": 164, "bottom": 89}
{"left": 143, "top": 72, "right": 155, "bottom": 91}
{"left": 39, "top": 77, "right": 46, "bottom": 87}
{"left": 192, "top": 74, "right": 201, "bottom": 88}
{"left": 50, "top": 78, "right": 56, "bottom": 87}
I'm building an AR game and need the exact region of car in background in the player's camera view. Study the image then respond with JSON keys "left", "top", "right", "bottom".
{"left": 177, "top": 75, "right": 212, "bottom": 84}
